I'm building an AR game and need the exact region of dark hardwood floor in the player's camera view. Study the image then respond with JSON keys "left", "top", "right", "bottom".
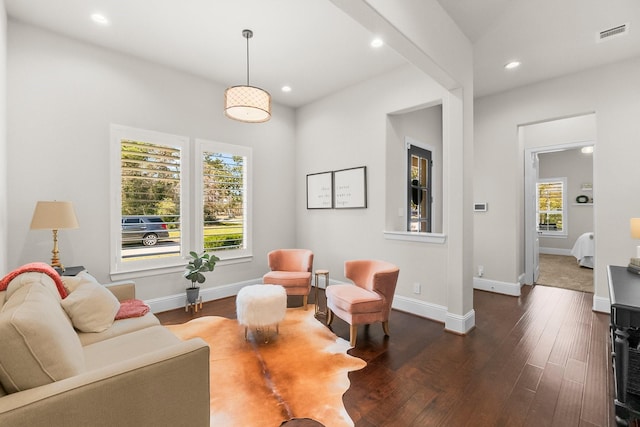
{"left": 156, "top": 285, "right": 614, "bottom": 427}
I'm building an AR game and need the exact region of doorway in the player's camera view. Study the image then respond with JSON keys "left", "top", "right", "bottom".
{"left": 522, "top": 114, "right": 596, "bottom": 290}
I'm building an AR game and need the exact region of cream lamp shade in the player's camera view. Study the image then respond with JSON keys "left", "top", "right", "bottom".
{"left": 631, "top": 218, "right": 640, "bottom": 258}
{"left": 223, "top": 29, "right": 271, "bottom": 123}
{"left": 224, "top": 85, "right": 271, "bottom": 123}
{"left": 30, "top": 201, "right": 79, "bottom": 268}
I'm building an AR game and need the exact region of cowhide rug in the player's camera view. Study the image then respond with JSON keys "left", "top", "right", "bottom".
{"left": 166, "top": 306, "right": 366, "bottom": 427}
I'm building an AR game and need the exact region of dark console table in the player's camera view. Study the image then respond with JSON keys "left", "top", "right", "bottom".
{"left": 608, "top": 265, "right": 640, "bottom": 425}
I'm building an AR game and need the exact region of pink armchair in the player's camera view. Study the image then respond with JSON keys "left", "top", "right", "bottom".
{"left": 262, "top": 249, "right": 314, "bottom": 309}
{"left": 326, "top": 260, "right": 400, "bottom": 346}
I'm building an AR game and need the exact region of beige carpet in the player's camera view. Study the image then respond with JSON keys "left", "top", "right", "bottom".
{"left": 166, "top": 306, "right": 366, "bottom": 427}
{"left": 536, "top": 254, "right": 593, "bottom": 293}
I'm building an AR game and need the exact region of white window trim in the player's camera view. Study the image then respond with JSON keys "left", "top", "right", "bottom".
{"left": 195, "top": 139, "right": 253, "bottom": 262}
{"left": 537, "top": 177, "right": 568, "bottom": 238}
{"left": 109, "top": 124, "right": 191, "bottom": 279}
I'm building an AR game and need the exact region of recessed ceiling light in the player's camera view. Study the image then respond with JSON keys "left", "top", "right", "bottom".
{"left": 371, "top": 38, "right": 384, "bottom": 48}
{"left": 581, "top": 146, "right": 594, "bottom": 154}
{"left": 504, "top": 61, "right": 521, "bottom": 70}
{"left": 281, "top": 86, "right": 292, "bottom": 93}
{"left": 91, "top": 13, "right": 109, "bottom": 26}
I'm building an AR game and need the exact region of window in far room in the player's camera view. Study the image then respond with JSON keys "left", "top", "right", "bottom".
{"left": 407, "top": 144, "right": 432, "bottom": 232}
{"left": 536, "top": 177, "right": 567, "bottom": 236}
{"left": 196, "top": 139, "right": 252, "bottom": 260}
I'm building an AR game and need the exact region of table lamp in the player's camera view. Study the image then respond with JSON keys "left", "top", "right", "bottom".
{"left": 631, "top": 218, "right": 640, "bottom": 258}
{"left": 30, "top": 201, "right": 79, "bottom": 268}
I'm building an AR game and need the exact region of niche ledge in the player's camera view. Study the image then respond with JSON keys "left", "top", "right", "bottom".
{"left": 383, "top": 231, "right": 447, "bottom": 244}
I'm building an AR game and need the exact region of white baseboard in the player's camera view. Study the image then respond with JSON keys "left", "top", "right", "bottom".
{"left": 392, "top": 295, "right": 447, "bottom": 323}
{"left": 539, "top": 247, "right": 572, "bottom": 256}
{"left": 147, "top": 279, "right": 473, "bottom": 335}
{"left": 518, "top": 273, "right": 526, "bottom": 285}
{"left": 592, "top": 295, "right": 610, "bottom": 313}
{"left": 473, "top": 277, "right": 521, "bottom": 296}
{"left": 146, "top": 278, "right": 261, "bottom": 313}
{"left": 445, "top": 309, "right": 476, "bottom": 334}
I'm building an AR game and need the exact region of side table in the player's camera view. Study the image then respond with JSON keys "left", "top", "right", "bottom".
{"left": 55, "top": 265, "right": 86, "bottom": 276}
{"left": 314, "top": 269, "right": 329, "bottom": 320}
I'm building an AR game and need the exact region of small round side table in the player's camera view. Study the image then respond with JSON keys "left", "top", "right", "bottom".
{"left": 314, "top": 269, "right": 329, "bottom": 320}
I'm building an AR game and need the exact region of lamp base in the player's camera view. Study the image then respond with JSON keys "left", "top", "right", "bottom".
{"left": 50, "top": 229, "right": 63, "bottom": 270}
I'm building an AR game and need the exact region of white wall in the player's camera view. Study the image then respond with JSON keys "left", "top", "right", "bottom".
{"left": 0, "top": 1, "right": 6, "bottom": 275}
{"left": 521, "top": 114, "right": 596, "bottom": 149}
{"left": 475, "top": 56, "right": 640, "bottom": 312}
{"left": 315, "top": 0, "right": 474, "bottom": 332}
{"left": 296, "top": 64, "right": 460, "bottom": 322}
{"left": 6, "top": 21, "right": 297, "bottom": 301}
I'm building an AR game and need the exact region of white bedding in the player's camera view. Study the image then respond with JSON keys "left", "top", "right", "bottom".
{"left": 571, "top": 232, "right": 594, "bottom": 269}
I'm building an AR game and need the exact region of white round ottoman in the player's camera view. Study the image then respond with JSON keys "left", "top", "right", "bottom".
{"left": 236, "top": 284, "right": 287, "bottom": 342}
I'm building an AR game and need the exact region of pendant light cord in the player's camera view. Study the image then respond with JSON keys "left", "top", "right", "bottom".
{"left": 245, "top": 31, "right": 251, "bottom": 86}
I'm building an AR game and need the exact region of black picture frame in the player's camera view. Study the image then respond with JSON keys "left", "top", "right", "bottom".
{"left": 333, "top": 166, "right": 367, "bottom": 209}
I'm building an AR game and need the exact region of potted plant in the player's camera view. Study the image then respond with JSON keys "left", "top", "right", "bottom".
{"left": 184, "top": 251, "right": 220, "bottom": 304}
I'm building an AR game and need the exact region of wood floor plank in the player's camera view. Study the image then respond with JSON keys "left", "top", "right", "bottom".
{"left": 565, "top": 358, "right": 587, "bottom": 384}
{"left": 523, "top": 362, "right": 565, "bottom": 427}
{"left": 548, "top": 290, "right": 583, "bottom": 366}
{"left": 517, "top": 363, "right": 544, "bottom": 391}
{"left": 496, "top": 386, "right": 537, "bottom": 426}
{"left": 581, "top": 312, "right": 612, "bottom": 426}
{"left": 552, "top": 378, "right": 584, "bottom": 427}
{"left": 527, "top": 286, "right": 575, "bottom": 369}
{"left": 569, "top": 292, "right": 594, "bottom": 362}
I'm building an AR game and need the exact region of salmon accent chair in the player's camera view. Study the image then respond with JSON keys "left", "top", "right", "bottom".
{"left": 262, "top": 249, "right": 314, "bottom": 309}
{"left": 326, "top": 260, "right": 400, "bottom": 347}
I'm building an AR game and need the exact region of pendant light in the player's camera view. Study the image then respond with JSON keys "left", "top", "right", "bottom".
{"left": 224, "top": 29, "right": 271, "bottom": 123}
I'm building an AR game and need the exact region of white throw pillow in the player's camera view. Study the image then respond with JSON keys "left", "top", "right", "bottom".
{"left": 0, "top": 284, "right": 85, "bottom": 393}
{"left": 61, "top": 270, "right": 100, "bottom": 294}
{"left": 61, "top": 277, "right": 121, "bottom": 333}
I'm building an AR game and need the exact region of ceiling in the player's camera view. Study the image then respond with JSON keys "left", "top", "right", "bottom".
{"left": 5, "top": 0, "right": 640, "bottom": 107}
{"left": 438, "top": 0, "right": 640, "bottom": 97}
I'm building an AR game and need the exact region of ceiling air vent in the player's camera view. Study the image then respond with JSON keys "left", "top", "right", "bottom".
{"left": 597, "top": 23, "right": 629, "bottom": 42}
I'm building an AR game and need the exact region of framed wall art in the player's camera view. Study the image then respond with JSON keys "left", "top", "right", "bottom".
{"left": 333, "top": 166, "right": 367, "bottom": 209}
{"left": 306, "top": 171, "right": 333, "bottom": 209}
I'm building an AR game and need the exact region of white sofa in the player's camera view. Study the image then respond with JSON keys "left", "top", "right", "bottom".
{"left": 0, "top": 270, "right": 210, "bottom": 427}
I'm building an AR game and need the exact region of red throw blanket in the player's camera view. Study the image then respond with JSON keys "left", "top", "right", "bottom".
{"left": 116, "top": 299, "right": 150, "bottom": 319}
{"left": 0, "top": 262, "right": 68, "bottom": 299}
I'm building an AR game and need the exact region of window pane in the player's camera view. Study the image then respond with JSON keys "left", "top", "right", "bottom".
{"left": 202, "top": 151, "right": 245, "bottom": 252}
{"left": 120, "top": 139, "right": 181, "bottom": 261}
{"left": 536, "top": 179, "right": 565, "bottom": 233}
{"left": 408, "top": 145, "right": 432, "bottom": 232}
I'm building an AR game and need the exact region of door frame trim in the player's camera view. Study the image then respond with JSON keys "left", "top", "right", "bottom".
{"left": 523, "top": 141, "right": 595, "bottom": 285}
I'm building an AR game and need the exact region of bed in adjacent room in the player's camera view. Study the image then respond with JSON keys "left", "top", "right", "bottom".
{"left": 571, "top": 232, "right": 594, "bottom": 269}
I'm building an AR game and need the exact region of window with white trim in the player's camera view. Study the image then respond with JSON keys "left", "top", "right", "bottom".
{"left": 196, "top": 139, "right": 252, "bottom": 260}
{"left": 536, "top": 177, "right": 567, "bottom": 236}
{"left": 110, "top": 125, "right": 189, "bottom": 275}
{"left": 111, "top": 127, "right": 253, "bottom": 277}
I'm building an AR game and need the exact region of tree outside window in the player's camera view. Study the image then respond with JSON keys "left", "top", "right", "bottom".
{"left": 202, "top": 152, "right": 245, "bottom": 252}
{"left": 536, "top": 178, "right": 567, "bottom": 236}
